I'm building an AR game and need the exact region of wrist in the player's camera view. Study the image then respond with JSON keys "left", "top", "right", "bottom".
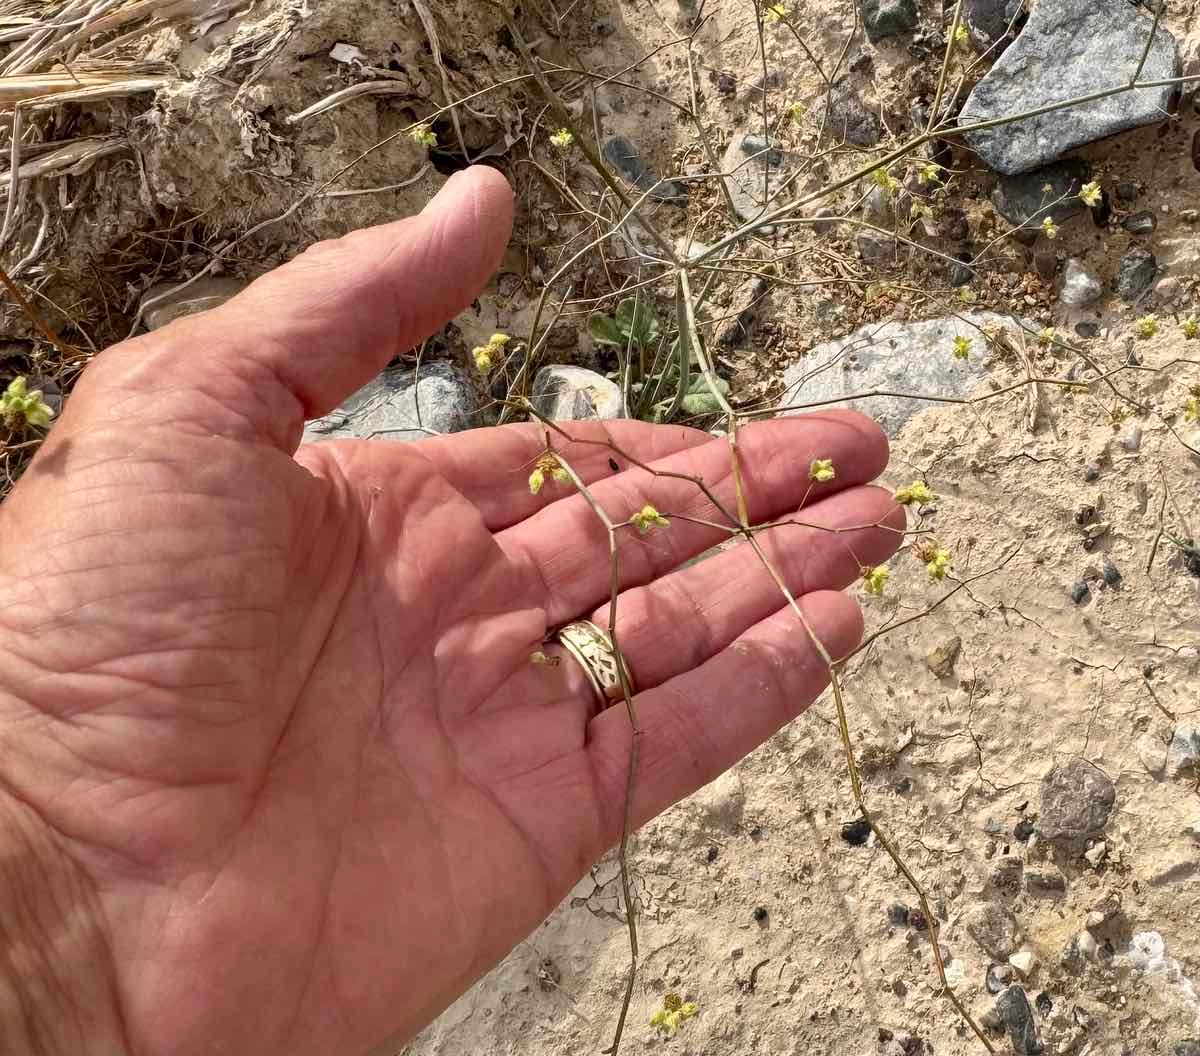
{"left": 0, "top": 789, "right": 129, "bottom": 1055}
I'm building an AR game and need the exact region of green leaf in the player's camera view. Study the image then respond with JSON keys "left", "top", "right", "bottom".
{"left": 615, "top": 297, "right": 659, "bottom": 347}
{"left": 680, "top": 390, "right": 726, "bottom": 415}
{"left": 589, "top": 313, "right": 623, "bottom": 346}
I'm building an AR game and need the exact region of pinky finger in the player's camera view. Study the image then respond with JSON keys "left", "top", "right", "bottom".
{"left": 585, "top": 590, "right": 864, "bottom": 846}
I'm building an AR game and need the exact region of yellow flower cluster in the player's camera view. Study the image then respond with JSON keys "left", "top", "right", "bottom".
{"left": 809, "top": 458, "right": 835, "bottom": 483}
{"left": 472, "top": 332, "right": 510, "bottom": 375}
{"left": 650, "top": 993, "right": 698, "bottom": 1037}
{"left": 630, "top": 503, "right": 670, "bottom": 534}
{"left": 861, "top": 565, "right": 890, "bottom": 596}
{"left": 529, "top": 453, "right": 569, "bottom": 495}
{"left": 894, "top": 481, "right": 934, "bottom": 506}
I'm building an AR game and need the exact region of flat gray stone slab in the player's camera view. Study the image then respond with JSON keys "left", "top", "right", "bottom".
{"left": 303, "top": 361, "right": 474, "bottom": 443}
{"left": 960, "top": 0, "right": 1178, "bottom": 175}
{"left": 779, "top": 312, "right": 1025, "bottom": 437}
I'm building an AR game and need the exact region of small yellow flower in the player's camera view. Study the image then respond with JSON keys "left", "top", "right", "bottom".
{"left": 894, "top": 480, "right": 935, "bottom": 506}
{"left": 1184, "top": 394, "right": 1199, "bottom": 423}
{"left": 956, "top": 286, "right": 976, "bottom": 304}
{"left": 488, "top": 332, "right": 511, "bottom": 348}
{"left": 861, "top": 565, "right": 890, "bottom": 596}
{"left": 630, "top": 503, "right": 670, "bottom": 534}
{"left": 763, "top": 1, "right": 788, "bottom": 22}
{"left": 917, "top": 162, "right": 942, "bottom": 185}
{"left": 1041, "top": 183, "right": 1053, "bottom": 194}
{"left": 953, "top": 23, "right": 970, "bottom": 49}
{"left": 0, "top": 376, "right": 54, "bottom": 431}
{"left": 1079, "top": 180, "right": 1102, "bottom": 207}
{"left": 868, "top": 166, "right": 899, "bottom": 197}
{"left": 951, "top": 335, "right": 971, "bottom": 360}
{"left": 549, "top": 128, "right": 573, "bottom": 152}
{"left": 530, "top": 453, "right": 570, "bottom": 495}
{"left": 408, "top": 122, "right": 437, "bottom": 147}
{"left": 1040, "top": 216, "right": 1058, "bottom": 239}
{"left": 1181, "top": 316, "right": 1199, "bottom": 339}
{"left": 925, "top": 547, "right": 951, "bottom": 581}
{"left": 809, "top": 458, "right": 836, "bottom": 483}
{"left": 1134, "top": 314, "right": 1158, "bottom": 339}
{"left": 651, "top": 994, "right": 699, "bottom": 1037}
{"left": 784, "top": 100, "right": 804, "bottom": 123}
{"left": 1037, "top": 326, "right": 1056, "bottom": 347}
{"left": 472, "top": 345, "right": 494, "bottom": 373}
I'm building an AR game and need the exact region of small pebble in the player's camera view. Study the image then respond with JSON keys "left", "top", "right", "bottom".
{"left": 1176, "top": 1040, "right": 1200, "bottom": 1056}
{"left": 1122, "top": 210, "right": 1157, "bottom": 235}
{"left": 1070, "top": 580, "right": 1090, "bottom": 605}
{"left": 841, "top": 817, "right": 871, "bottom": 845}
{"left": 1014, "top": 816, "right": 1037, "bottom": 842}
{"left": 995, "top": 986, "right": 1043, "bottom": 1056}
{"left": 1009, "top": 950, "right": 1036, "bottom": 977}
{"left": 753, "top": 905, "right": 768, "bottom": 923}
{"left": 1102, "top": 556, "right": 1122, "bottom": 587}
{"left": 888, "top": 902, "right": 910, "bottom": 926}
{"left": 1083, "top": 462, "right": 1101, "bottom": 482}
{"left": 1084, "top": 841, "right": 1107, "bottom": 867}
{"left": 908, "top": 909, "right": 928, "bottom": 932}
{"left": 1074, "top": 503, "right": 1096, "bottom": 525}
{"left": 1123, "top": 424, "right": 1143, "bottom": 452}
{"left": 705, "top": 845, "right": 719, "bottom": 863}
{"left": 986, "top": 963, "right": 1015, "bottom": 994}
{"left": 1076, "top": 929, "right": 1099, "bottom": 961}
{"left": 1074, "top": 320, "right": 1101, "bottom": 338}
{"left": 1036, "top": 991, "right": 1053, "bottom": 1016}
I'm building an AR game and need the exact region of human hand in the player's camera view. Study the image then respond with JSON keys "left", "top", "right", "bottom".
{"left": 0, "top": 167, "right": 900, "bottom": 1055}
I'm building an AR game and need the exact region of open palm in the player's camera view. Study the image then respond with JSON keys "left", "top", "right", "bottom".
{"left": 0, "top": 168, "right": 899, "bottom": 1056}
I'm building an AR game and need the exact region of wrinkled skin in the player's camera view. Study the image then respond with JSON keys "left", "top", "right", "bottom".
{"left": 0, "top": 168, "right": 900, "bottom": 1055}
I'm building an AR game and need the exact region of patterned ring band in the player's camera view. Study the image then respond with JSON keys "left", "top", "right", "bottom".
{"left": 554, "top": 620, "right": 634, "bottom": 711}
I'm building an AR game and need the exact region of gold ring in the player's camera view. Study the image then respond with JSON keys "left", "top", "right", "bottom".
{"left": 554, "top": 620, "right": 634, "bottom": 711}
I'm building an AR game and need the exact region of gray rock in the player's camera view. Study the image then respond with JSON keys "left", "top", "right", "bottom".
{"left": 1061, "top": 258, "right": 1102, "bottom": 307}
{"left": 1075, "top": 320, "right": 1100, "bottom": 338}
{"left": 303, "top": 361, "right": 474, "bottom": 442}
{"left": 721, "top": 132, "right": 788, "bottom": 226}
{"left": 817, "top": 85, "right": 882, "bottom": 146}
{"left": 1122, "top": 423, "right": 1143, "bottom": 453}
{"left": 860, "top": 0, "right": 918, "bottom": 42}
{"left": 779, "top": 312, "right": 1025, "bottom": 437}
{"left": 601, "top": 136, "right": 687, "bottom": 203}
{"left": 990, "top": 854, "right": 1024, "bottom": 892}
{"left": 856, "top": 229, "right": 897, "bottom": 265}
{"left": 141, "top": 276, "right": 248, "bottom": 330}
{"left": 963, "top": 901, "right": 1021, "bottom": 959}
{"left": 1038, "top": 758, "right": 1115, "bottom": 841}
{"left": 962, "top": 0, "right": 1023, "bottom": 54}
{"left": 1176, "top": 1041, "right": 1200, "bottom": 1056}
{"left": 995, "top": 986, "right": 1045, "bottom": 1055}
{"left": 531, "top": 365, "right": 625, "bottom": 421}
{"left": 810, "top": 207, "right": 839, "bottom": 234}
{"left": 1167, "top": 725, "right": 1200, "bottom": 778}
{"left": 716, "top": 275, "right": 771, "bottom": 348}
{"left": 959, "top": 0, "right": 1179, "bottom": 175}
{"left": 992, "top": 160, "right": 1088, "bottom": 229}
{"left": 986, "top": 963, "right": 1015, "bottom": 993}
{"left": 1026, "top": 867, "right": 1067, "bottom": 892}
{"left": 1102, "top": 556, "right": 1123, "bottom": 586}
{"left": 1070, "top": 579, "right": 1090, "bottom": 604}
{"left": 1114, "top": 247, "right": 1158, "bottom": 302}
{"left": 1122, "top": 210, "right": 1158, "bottom": 236}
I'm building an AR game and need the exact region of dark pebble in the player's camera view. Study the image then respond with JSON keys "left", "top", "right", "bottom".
{"left": 841, "top": 817, "right": 871, "bottom": 845}
{"left": 888, "top": 901, "right": 910, "bottom": 925}
{"left": 908, "top": 909, "right": 928, "bottom": 931}
{"left": 1175, "top": 1041, "right": 1200, "bottom": 1056}
{"left": 1126, "top": 346, "right": 1143, "bottom": 366}
{"left": 1082, "top": 537, "right": 1097, "bottom": 552}
{"left": 1083, "top": 462, "right": 1101, "bottom": 482}
{"left": 895, "top": 776, "right": 913, "bottom": 794}
{"left": 986, "top": 963, "right": 1015, "bottom": 994}
{"left": 1036, "top": 991, "right": 1053, "bottom": 1016}
{"left": 1074, "top": 504, "right": 1096, "bottom": 525}
{"left": 753, "top": 905, "right": 768, "bottom": 923}
{"left": 1102, "top": 556, "right": 1122, "bottom": 587}
{"left": 950, "top": 259, "right": 975, "bottom": 286}
{"left": 601, "top": 136, "right": 688, "bottom": 203}
{"left": 995, "top": 986, "right": 1045, "bottom": 1055}
{"left": 1116, "top": 182, "right": 1139, "bottom": 202}
{"left": 1122, "top": 210, "right": 1157, "bottom": 236}
{"left": 1075, "top": 321, "right": 1101, "bottom": 339}
{"left": 1014, "top": 816, "right": 1037, "bottom": 841}
{"left": 1070, "top": 580, "right": 1090, "bottom": 604}
{"left": 706, "top": 845, "right": 719, "bottom": 863}
{"left": 713, "top": 70, "right": 736, "bottom": 97}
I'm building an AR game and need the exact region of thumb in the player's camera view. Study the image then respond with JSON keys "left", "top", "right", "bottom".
{"left": 74, "top": 166, "right": 514, "bottom": 452}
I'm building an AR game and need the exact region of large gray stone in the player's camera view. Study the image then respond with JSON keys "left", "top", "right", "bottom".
{"left": 303, "top": 361, "right": 474, "bottom": 442}
{"left": 531, "top": 365, "right": 625, "bottom": 421}
{"left": 778, "top": 312, "right": 1025, "bottom": 437}
{"left": 1060, "top": 258, "right": 1102, "bottom": 306}
{"left": 860, "top": 0, "right": 918, "bottom": 42}
{"left": 962, "top": 0, "right": 1024, "bottom": 55}
{"left": 991, "top": 160, "right": 1088, "bottom": 228}
{"left": 601, "top": 136, "right": 687, "bottom": 204}
{"left": 962, "top": 901, "right": 1022, "bottom": 959}
{"left": 141, "top": 276, "right": 248, "bottom": 330}
{"left": 1038, "top": 757, "right": 1115, "bottom": 841}
{"left": 995, "top": 986, "right": 1044, "bottom": 1055}
{"left": 960, "top": 0, "right": 1179, "bottom": 175}
{"left": 721, "top": 132, "right": 788, "bottom": 226}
